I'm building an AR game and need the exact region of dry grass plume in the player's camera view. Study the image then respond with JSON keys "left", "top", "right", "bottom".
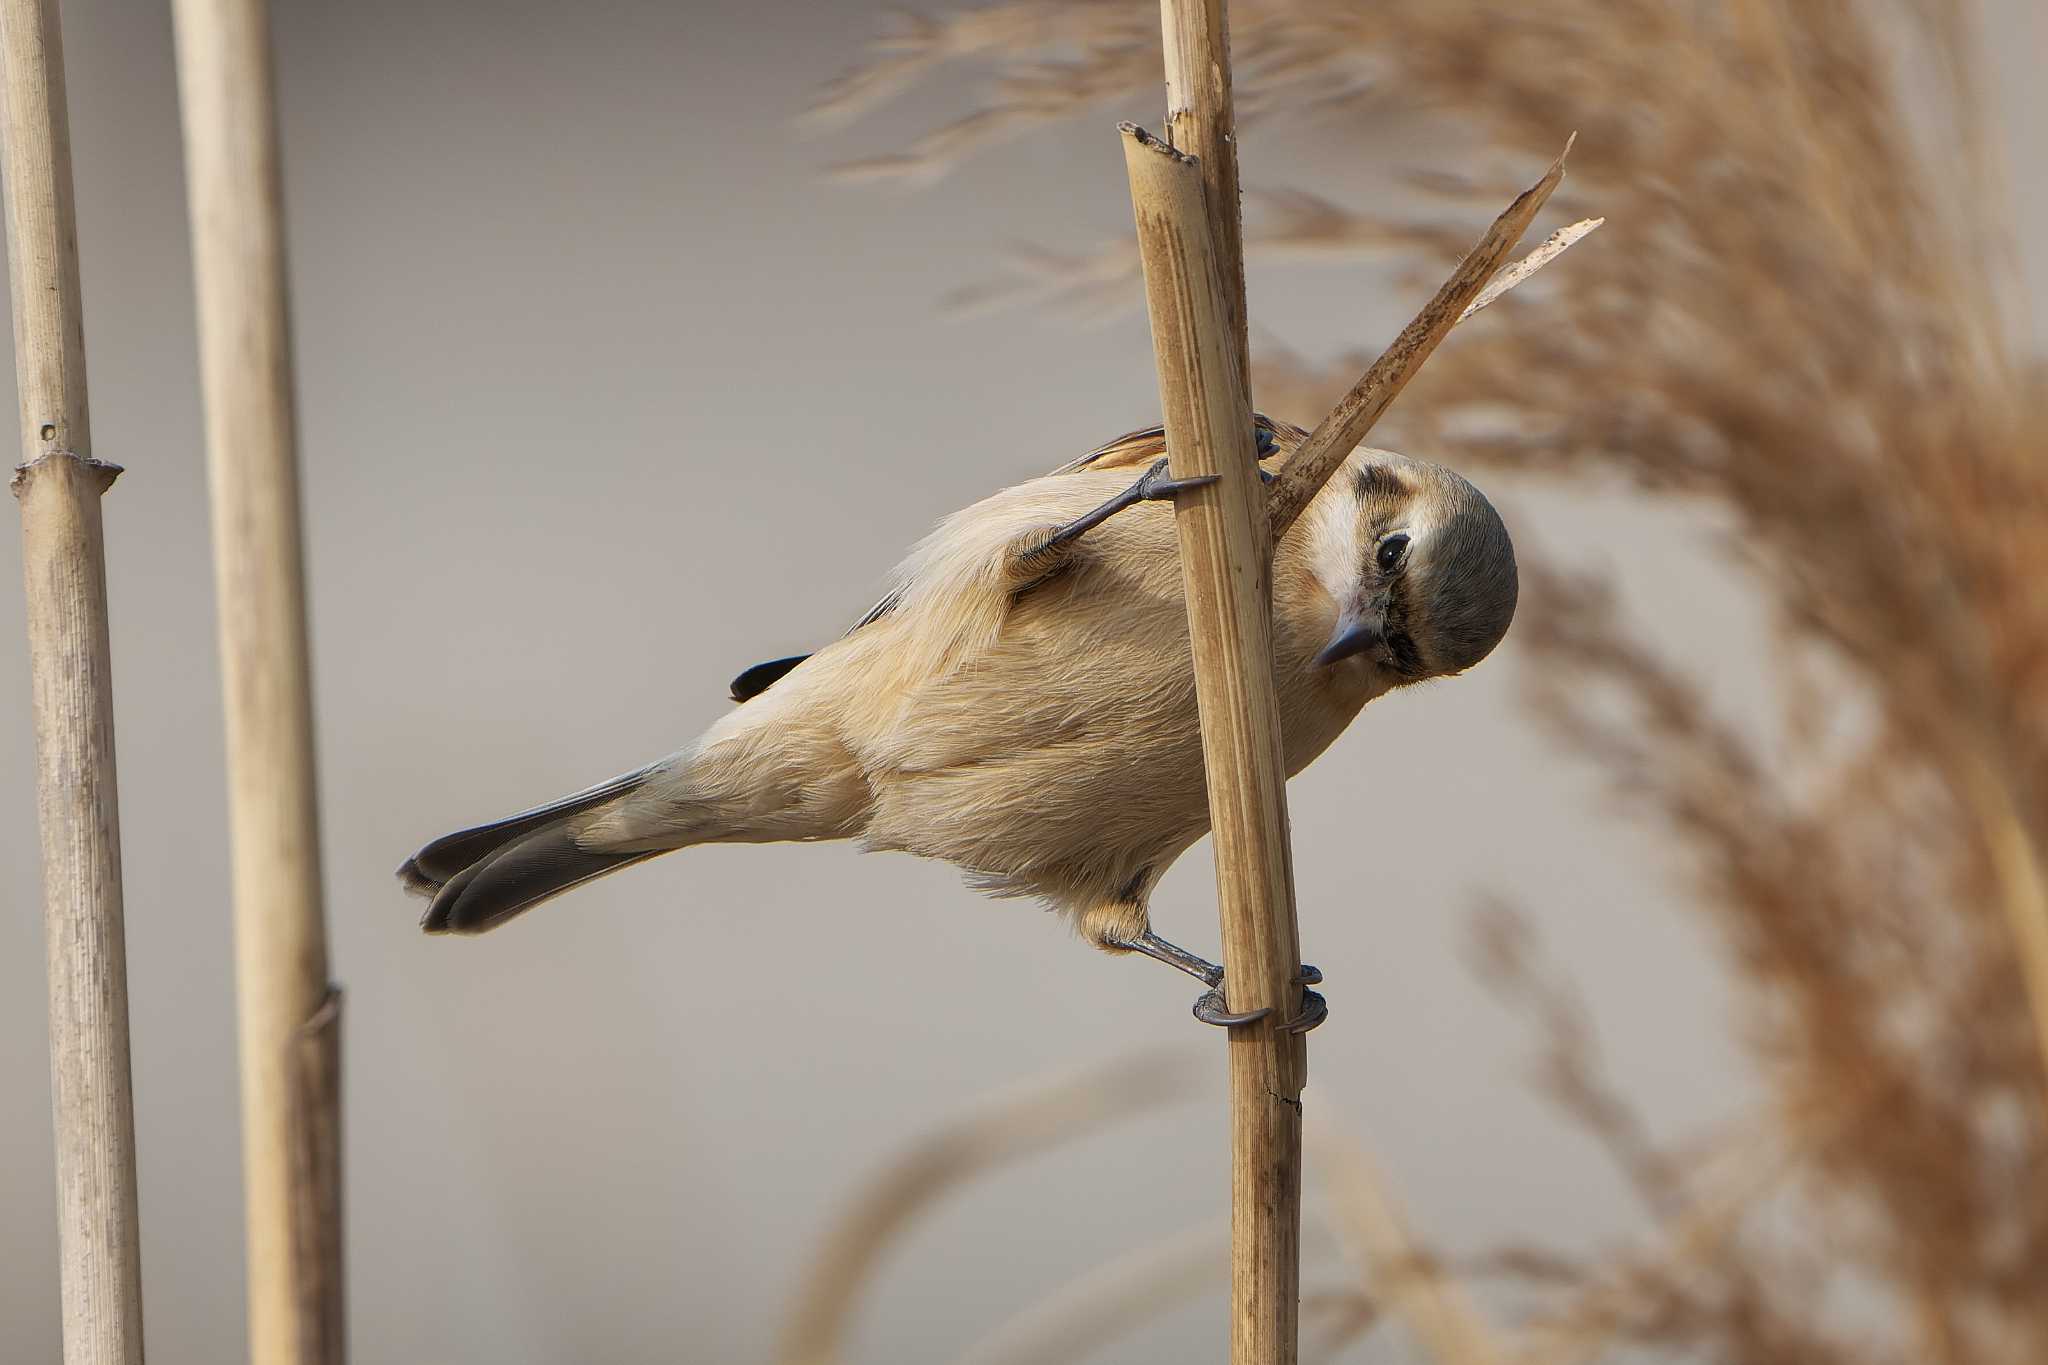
{"left": 796, "top": 1, "right": 2048, "bottom": 1360}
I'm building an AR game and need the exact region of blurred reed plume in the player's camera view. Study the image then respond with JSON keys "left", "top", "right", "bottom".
{"left": 775, "top": 1050, "right": 1205, "bottom": 1365}
{"left": 795, "top": 0, "right": 2048, "bottom": 1360}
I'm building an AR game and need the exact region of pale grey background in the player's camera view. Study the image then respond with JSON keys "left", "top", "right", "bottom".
{"left": 2, "top": 2, "right": 2040, "bottom": 1361}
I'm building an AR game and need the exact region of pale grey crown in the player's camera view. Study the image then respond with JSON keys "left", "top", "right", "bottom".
{"left": 1415, "top": 466, "right": 1518, "bottom": 676}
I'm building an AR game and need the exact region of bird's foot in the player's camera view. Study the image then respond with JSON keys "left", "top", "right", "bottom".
{"left": 1118, "top": 930, "right": 1327, "bottom": 1031}
{"left": 1133, "top": 457, "right": 1220, "bottom": 502}
{"left": 1191, "top": 987, "right": 1270, "bottom": 1028}
{"left": 1195, "top": 974, "right": 1326, "bottom": 1032}
{"left": 1023, "top": 459, "right": 1223, "bottom": 567}
{"left": 1280, "top": 987, "right": 1328, "bottom": 1034}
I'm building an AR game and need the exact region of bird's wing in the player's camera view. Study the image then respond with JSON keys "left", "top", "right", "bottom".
{"left": 728, "top": 415, "right": 1305, "bottom": 702}
{"left": 1045, "top": 411, "right": 1300, "bottom": 475}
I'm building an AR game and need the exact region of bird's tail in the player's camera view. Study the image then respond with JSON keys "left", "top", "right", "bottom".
{"left": 399, "top": 765, "right": 667, "bottom": 935}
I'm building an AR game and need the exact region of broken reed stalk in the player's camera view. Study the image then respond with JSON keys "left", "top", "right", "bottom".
{"left": 168, "top": 1, "right": 343, "bottom": 1361}
{"left": 1265, "top": 141, "right": 1573, "bottom": 539}
{"left": 0, "top": 0, "right": 146, "bottom": 1359}
{"left": 1122, "top": 116, "right": 1307, "bottom": 1365}
{"left": 1130, "top": 15, "right": 1578, "bottom": 1346}
{"left": 1157, "top": 0, "right": 1248, "bottom": 402}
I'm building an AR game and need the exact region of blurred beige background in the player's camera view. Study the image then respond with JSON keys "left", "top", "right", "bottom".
{"left": 2, "top": 1, "right": 2040, "bottom": 1361}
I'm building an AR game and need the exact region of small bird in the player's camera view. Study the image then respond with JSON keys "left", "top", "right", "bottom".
{"left": 399, "top": 415, "right": 1517, "bottom": 1029}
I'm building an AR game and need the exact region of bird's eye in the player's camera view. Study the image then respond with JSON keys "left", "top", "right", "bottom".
{"left": 1376, "top": 534, "right": 1410, "bottom": 573}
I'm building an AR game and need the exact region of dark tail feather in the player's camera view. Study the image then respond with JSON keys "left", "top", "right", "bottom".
{"left": 398, "top": 764, "right": 656, "bottom": 895}
{"left": 418, "top": 823, "right": 660, "bottom": 935}
{"left": 400, "top": 763, "right": 669, "bottom": 934}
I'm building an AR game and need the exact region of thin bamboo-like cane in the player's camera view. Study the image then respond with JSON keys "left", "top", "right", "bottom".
{"left": 1135, "top": 10, "right": 1583, "bottom": 1360}
{"left": 1264, "top": 142, "right": 1572, "bottom": 539}
{"left": 1144, "top": 8, "right": 1309, "bottom": 1362}
{"left": 1122, "top": 117, "right": 1306, "bottom": 1365}
{"left": 1158, "top": 0, "right": 1248, "bottom": 403}
{"left": 1, "top": 2, "right": 146, "bottom": 1361}
{"left": 167, "top": 1, "right": 343, "bottom": 1361}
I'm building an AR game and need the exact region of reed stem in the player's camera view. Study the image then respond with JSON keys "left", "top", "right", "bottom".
{"left": 1264, "top": 142, "right": 1572, "bottom": 539}
{"left": 1, "top": 0, "right": 146, "bottom": 1357}
{"left": 168, "top": 0, "right": 343, "bottom": 1358}
{"left": 1123, "top": 104, "right": 1306, "bottom": 1363}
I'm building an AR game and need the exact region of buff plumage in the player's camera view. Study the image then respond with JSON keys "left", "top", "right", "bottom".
{"left": 399, "top": 416, "right": 1516, "bottom": 1004}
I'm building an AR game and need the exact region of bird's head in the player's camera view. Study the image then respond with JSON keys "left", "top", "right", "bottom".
{"left": 1308, "top": 451, "right": 1518, "bottom": 685}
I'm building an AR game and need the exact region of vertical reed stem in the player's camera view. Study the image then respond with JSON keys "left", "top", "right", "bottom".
{"left": 1, "top": 0, "right": 146, "bottom": 1359}
{"left": 1123, "top": 104, "right": 1306, "bottom": 1365}
{"left": 1135, "top": 9, "right": 1569, "bottom": 1358}
{"left": 168, "top": 1, "right": 343, "bottom": 1360}
{"left": 1158, "top": 0, "right": 1248, "bottom": 404}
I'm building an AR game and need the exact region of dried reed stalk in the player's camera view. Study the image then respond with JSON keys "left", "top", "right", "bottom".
{"left": 168, "top": 1, "right": 343, "bottom": 1360}
{"left": 822, "top": 1, "right": 2047, "bottom": 1358}
{"left": 775, "top": 1050, "right": 1200, "bottom": 1365}
{"left": 1158, "top": 0, "right": 1248, "bottom": 401}
{"left": 1, "top": 0, "right": 145, "bottom": 1357}
{"left": 1123, "top": 112, "right": 1307, "bottom": 1364}
{"left": 1263, "top": 142, "right": 1570, "bottom": 539}
{"left": 1132, "top": 12, "right": 1585, "bottom": 1361}
{"left": 1458, "top": 219, "right": 1603, "bottom": 326}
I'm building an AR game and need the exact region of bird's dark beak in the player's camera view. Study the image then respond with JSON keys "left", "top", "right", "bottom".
{"left": 1315, "top": 613, "right": 1383, "bottom": 666}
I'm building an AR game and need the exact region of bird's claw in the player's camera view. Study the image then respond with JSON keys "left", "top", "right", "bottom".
{"left": 1136, "top": 457, "right": 1221, "bottom": 502}
{"left": 1116, "top": 931, "right": 1325, "bottom": 1031}
{"left": 1191, "top": 971, "right": 1327, "bottom": 1032}
{"left": 1284, "top": 988, "right": 1328, "bottom": 1034}
{"left": 1193, "top": 988, "right": 1272, "bottom": 1028}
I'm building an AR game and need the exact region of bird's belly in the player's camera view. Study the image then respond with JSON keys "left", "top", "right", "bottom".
{"left": 855, "top": 623, "right": 1369, "bottom": 910}
{"left": 862, "top": 722, "right": 1213, "bottom": 907}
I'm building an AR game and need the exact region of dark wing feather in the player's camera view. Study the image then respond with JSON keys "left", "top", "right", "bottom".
{"left": 1047, "top": 411, "right": 1299, "bottom": 475}
{"left": 727, "top": 582, "right": 904, "bottom": 703}
{"left": 730, "top": 654, "right": 810, "bottom": 702}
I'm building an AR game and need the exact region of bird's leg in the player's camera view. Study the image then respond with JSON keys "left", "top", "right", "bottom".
{"left": 1123, "top": 928, "right": 1227, "bottom": 987}
{"left": 1114, "top": 929, "right": 1328, "bottom": 1032}
{"left": 1015, "top": 458, "right": 1219, "bottom": 572}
